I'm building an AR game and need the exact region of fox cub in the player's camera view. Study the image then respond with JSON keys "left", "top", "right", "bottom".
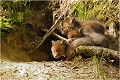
{"left": 60, "top": 17, "right": 105, "bottom": 36}
{"left": 51, "top": 36, "right": 94, "bottom": 60}
{"left": 51, "top": 40, "right": 67, "bottom": 59}
{"left": 60, "top": 17, "right": 109, "bottom": 47}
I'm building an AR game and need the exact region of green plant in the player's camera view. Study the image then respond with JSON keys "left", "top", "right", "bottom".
{"left": 72, "top": 0, "right": 119, "bottom": 25}
{"left": 1, "top": 1, "right": 31, "bottom": 38}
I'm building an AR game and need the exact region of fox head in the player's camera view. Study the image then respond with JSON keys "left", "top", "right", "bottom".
{"left": 60, "top": 17, "right": 76, "bottom": 34}
{"left": 51, "top": 40, "right": 66, "bottom": 59}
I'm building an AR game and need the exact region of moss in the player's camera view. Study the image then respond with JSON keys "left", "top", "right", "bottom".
{"left": 76, "top": 46, "right": 95, "bottom": 57}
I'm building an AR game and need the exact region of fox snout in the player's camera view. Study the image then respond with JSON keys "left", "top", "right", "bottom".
{"left": 54, "top": 55, "right": 60, "bottom": 59}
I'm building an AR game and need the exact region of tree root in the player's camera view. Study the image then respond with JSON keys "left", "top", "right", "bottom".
{"left": 76, "top": 46, "right": 120, "bottom": 62}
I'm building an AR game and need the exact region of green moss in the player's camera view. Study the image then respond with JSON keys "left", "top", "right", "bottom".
{"left": 76, "top": 46, "right": 95, "bottom": 57}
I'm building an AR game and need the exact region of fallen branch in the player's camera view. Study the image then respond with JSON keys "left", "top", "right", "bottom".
{"left": 41, "top": 29, "right": 68, "bottom": 41}
{"left": 76, "top": 46, "right": 120, "bottom": 61}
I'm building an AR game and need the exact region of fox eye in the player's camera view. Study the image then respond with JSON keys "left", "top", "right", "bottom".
{"left": 57, "top": 49, "right": 61, "bottom": 52}
{"left": 52, "top": 50, "right": 56, "bottom": 53}
{"left": 59, "top": 49, "right": 62, "bottom": 51}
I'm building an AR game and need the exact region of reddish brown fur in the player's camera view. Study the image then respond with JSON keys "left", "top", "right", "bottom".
{"left": 51, "top": 37, "right": 95, "bottom": 60}
{"left": 60, "top": 17, "right": 105, "bottom": 38}
{"left": 51, "top": 40, "right": 75, "bottom": 60}
{"left": 60, "top": 17, "right": 109, "bottom": 47}
{"left": 51, "top": 40, "right": 66, "bottom": 59}
{"left": 67, "top": 29, "right": 84, "bottom": 38}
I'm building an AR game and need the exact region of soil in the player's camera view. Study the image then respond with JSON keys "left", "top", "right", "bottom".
{"left": 0, "top": 59, "right": 119, "bottom": 80}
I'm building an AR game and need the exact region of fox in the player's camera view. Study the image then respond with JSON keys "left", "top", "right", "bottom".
{"left": 60, "top": 17, "right": 105, "bottom": 37}
{"left": 70, "top": 36, "right": 94, "bottom": 48}
{"left": 51, "top": 40, "right": 67, "bottom": 59}
{"left": 88, "top": 32, "right": 110, "bottom": 47}
{"left": 51, "top": 36, "right": 94, "bottom": 60}
{"left": 60, "top": 17, "right": 109, "bottom": 47}
{"left": 67, "top": 29, "right": 84, "bottom": 38}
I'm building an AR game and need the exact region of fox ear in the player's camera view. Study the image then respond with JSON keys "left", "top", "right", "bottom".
{"left": 60, "top": 40, "right": 66, "bottom": 44}
{"left": 51, "top": 40, "right": 55, "bottom": 44}
{"left": 69, "top": 17, "right": 75, "bottom": 24}
{"left": 78, "top": 27, "right": 82, "bottom": 33}
{"left": 59, "top": 21, "right": 63, "bottom": 28}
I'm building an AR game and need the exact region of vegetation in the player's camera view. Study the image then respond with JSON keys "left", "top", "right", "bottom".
{"left": 72, "top": 1, "right": 119, "bottom": 26}
{"left": 1, "top": 1, "right": 119, "bottom": 60}
{"left": 1, "top": 1, "right": 119, "bottom": 79}
{"left": 1, "top": 1, "right": 31, "bottom": 37}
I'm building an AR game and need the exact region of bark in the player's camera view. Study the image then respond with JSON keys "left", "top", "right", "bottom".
{"left": 76, "top": 46, "right": 120, "bottom": 61}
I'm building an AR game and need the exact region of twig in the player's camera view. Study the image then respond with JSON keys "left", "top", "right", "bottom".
{"left": 41, "top": 29, "right": 68, "bottom": 41}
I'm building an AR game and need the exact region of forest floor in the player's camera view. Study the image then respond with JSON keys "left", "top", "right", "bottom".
{"left": 0, "top": 59, "right": 119, "bottom": 80}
